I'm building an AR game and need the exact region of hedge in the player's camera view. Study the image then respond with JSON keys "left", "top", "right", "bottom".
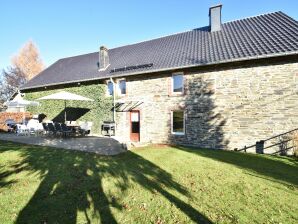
{"left": 24, "top": 83, "right": 113, "bottom": 134}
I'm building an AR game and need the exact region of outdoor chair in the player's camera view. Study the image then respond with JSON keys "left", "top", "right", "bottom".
{"left": 5, "top": 119, "right": 16, "bottom": 133}
{"left": 78, "top": 121, "right": 87, "bottom": 136}
{"left": 16, "top": 124, "right": 30, "bottom": 136}
{"left": 42, "top": 123, "right": 49, "bottom": 135}
{"left": 27, "top": 119, "right": 40, "bottom": 135}
{"left": 61, "top": 123, "right": 73, "bottom": 137}
{"left": 54, "top": 123, "right": 63, "bottom": 136}
{"left": 78, "top": 121, "right": 92, "bottom": 136}
{"left": 36, "top": 123, "right": 45, "bottom": 135}
{"left": 47, "top": 123, "right": 57, "bottom": 136}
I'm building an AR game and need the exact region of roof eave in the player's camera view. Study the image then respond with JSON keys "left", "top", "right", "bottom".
{"left": 20, "top": 51, "right": 298, "bottom": 91}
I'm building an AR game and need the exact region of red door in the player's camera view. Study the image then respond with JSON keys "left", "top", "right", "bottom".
{"left": 130, "top": 111, "right": 140, "bottom": 142}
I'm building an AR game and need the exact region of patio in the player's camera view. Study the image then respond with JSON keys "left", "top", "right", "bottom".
{"left": 0, "top": 133, "right": 126, "bottom": 155}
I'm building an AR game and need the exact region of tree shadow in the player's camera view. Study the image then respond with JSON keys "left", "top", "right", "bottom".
{"left": 0, "top": 165, "right": 17, "bottom": 188}
{"left": 0, "top": 141, "right": 212, "bottom": 223}
{"left": 175, "top": 146, "right": 298, "bottom": 187}
{"left": 168, "top": 77, "right": 228, "bottom": 150}
{"left": 165, "top": 73, "right": 298, "bottom": 187}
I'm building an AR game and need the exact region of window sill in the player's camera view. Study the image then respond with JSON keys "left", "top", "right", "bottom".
{"left": 169, "top": 92, "right": 184, "bottom": 97}
{"left": 171, "top": 132, "right": 185, "bottom": 136}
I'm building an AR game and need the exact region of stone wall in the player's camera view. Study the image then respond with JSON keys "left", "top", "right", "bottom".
{"left": 114, "top": 59, "right": 298, "bottom": 153}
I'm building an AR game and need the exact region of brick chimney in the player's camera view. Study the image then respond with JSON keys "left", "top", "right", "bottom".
{"left": 99, "top": 46, "right": 109, "bottom": 71}
{"left": 209, "top": 4, "right": 222, "bottom": 32}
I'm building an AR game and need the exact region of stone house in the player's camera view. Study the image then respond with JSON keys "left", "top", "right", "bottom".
{"left": 21, "top": 5, "right": 298, "bottom": 152}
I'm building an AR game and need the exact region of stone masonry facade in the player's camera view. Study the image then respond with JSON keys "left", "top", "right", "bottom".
{"left": 113, "top": 59, "right": 298, "bottom": 153}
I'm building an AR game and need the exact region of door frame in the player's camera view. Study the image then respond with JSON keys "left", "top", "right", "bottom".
{"left": 130, "top": 110, "right": 140, "bottom": 142}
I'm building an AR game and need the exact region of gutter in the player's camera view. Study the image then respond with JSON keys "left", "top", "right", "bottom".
{"left": 20, "top": 50, "right": 298, "bottom": 91}
{"left": 109, "top": 77, "right": 116, "bottom": 124}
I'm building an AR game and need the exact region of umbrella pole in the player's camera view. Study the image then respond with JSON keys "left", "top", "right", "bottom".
{"left": 64, "top": 101, "right": 67, "bottom": 123}
{"left": 23, "top": 106, "right": 25, "bottom": 124}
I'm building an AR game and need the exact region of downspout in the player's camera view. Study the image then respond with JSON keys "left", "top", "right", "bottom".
{"left": 110, "top": 77, "right": 116, "bottom": 123}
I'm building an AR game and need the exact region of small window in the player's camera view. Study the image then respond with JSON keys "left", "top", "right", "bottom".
{"left": 118, "top": 79, "right": 126, "bottom": 95}
{"left": 172, "top": 73, "right": 183, "bottom": 93}
{"left": 107, "top": 81, "right": 113, "bottom": 96}
{"left": 172, "top": 111, "right": 185, "bottom": 135}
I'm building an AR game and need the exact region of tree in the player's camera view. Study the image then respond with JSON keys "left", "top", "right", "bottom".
{"left": 0, "top": 40, "right": 44, "bottom": 103}
{"left": 11, "top": 40, "right": 44, "bottom": 80}
{"left": 1, "top": 66, "right": 26, "bottom": 98}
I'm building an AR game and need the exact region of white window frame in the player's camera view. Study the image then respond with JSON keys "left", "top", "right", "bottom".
{"left": 171, "top": 110, "right": 185, "bottom": 135}
{"left": 117, "top": 78, "right": 126, "bottom": 96}
{"left": 171, "top": 72, "right": 184, "bottom": 94}
{"left": 106, "top": 80, "right": 114, "bottom": 96}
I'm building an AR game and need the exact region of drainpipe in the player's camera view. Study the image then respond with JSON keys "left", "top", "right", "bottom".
{"left": 110, "top": 77, "right": 116, "bottom": 123}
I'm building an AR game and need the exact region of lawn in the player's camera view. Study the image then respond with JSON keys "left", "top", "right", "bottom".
{"left": 0, "top": 141, "right": 297, "bottom": 224}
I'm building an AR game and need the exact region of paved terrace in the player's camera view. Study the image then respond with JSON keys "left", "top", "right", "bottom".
{"left": 0, "top": 133, "right": 127, "bottom": 155}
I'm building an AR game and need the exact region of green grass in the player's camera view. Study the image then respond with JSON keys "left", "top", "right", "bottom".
{"left": 0, "top": 141, "right": 297, "bottom": 224}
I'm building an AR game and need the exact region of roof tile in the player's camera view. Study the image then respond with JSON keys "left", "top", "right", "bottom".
{"left": 22, "top": 11, "right": 298, "bottom": 90}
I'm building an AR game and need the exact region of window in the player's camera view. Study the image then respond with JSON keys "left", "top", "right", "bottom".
{"left": 172, "top": 73, "right": 183, "bottom": 93}
{"left": 171, "top": 111, "right": 185, "bottom": 135}
{"left": 118, "top": 79, "right": 126, "bottom": 95}
{"left": 107, "top": 81, "right": 113, "bottom": 96}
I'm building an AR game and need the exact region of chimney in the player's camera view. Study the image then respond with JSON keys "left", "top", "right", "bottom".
{"left": 99, "top": 46, "right": 109, "bottom": 70}
{"left": 209, "top": 4, "right": 222, "bottom": 32}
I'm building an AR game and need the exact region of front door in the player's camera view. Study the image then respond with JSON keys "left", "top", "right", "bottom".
{"left": 130, "top": 111, "right": 140, "bottom": 142}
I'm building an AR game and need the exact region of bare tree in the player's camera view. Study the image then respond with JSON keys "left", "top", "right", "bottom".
{"left": 0, "top": 77, "right": 7, "bottom": 111}
{"left": 1, "top": 67, "right": 27, "bottom": 96}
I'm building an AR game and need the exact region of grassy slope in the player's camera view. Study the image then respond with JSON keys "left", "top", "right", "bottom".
{"left": 0, "top": 141, "right": 297, "bottom": 224}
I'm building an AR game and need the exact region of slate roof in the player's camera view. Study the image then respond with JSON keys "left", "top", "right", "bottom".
{"left": 21, "top": 11, "right": 298, "bottom": 90}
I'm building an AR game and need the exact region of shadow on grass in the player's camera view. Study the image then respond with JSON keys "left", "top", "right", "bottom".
{"left": 0, "top": 141, "right": 212, "bottom": 224}
{"left": 0, "top": 165, "right": 17, "bottom": 188}
{"left": 176, "top": 146, "right": 298, "bottom": 187}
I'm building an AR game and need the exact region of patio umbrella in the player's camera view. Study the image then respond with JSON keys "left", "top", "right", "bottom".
{"left": 4, "top": 98, "right": 40, "bottom": 123}
{"left": 4, "top": 98, "right": 39, "bottom": 107}
{"left": 37, "top": 91, "right": 94, "bottom": 123}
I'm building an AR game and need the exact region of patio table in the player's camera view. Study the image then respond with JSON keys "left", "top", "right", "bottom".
{"left": 66, "top": 124, "right": 81, "bottom": 135}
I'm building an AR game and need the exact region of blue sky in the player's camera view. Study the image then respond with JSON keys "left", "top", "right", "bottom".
{"left": 0, "top": 0, "right": 297, "bottom": 72}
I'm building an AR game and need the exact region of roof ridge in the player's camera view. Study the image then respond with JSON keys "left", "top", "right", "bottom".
{"left": 62, "top": 11, "right": 283, "bottom": 61}
{"left": 108, "top": 11, "right": 282, "bottom": 51}
{"left": 58, "top": 11, "right": 283, "bottom": 62}
{"left": 223, "top": 11, "right": 281, "bottom": 24}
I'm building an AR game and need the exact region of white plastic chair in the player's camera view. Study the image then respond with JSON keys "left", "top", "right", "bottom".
{"left": 79, "top": 121, "right": 92, "bottom": 136}
{"left": 26, "top": 119, "right": 38, "bottom": 135}
{"left": 16, "top": 124, "right": 30, "bottom": 136}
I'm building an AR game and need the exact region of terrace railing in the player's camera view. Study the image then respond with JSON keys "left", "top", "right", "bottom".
{"left": 237, "top": 128, "right": 298, "bottom": 155}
